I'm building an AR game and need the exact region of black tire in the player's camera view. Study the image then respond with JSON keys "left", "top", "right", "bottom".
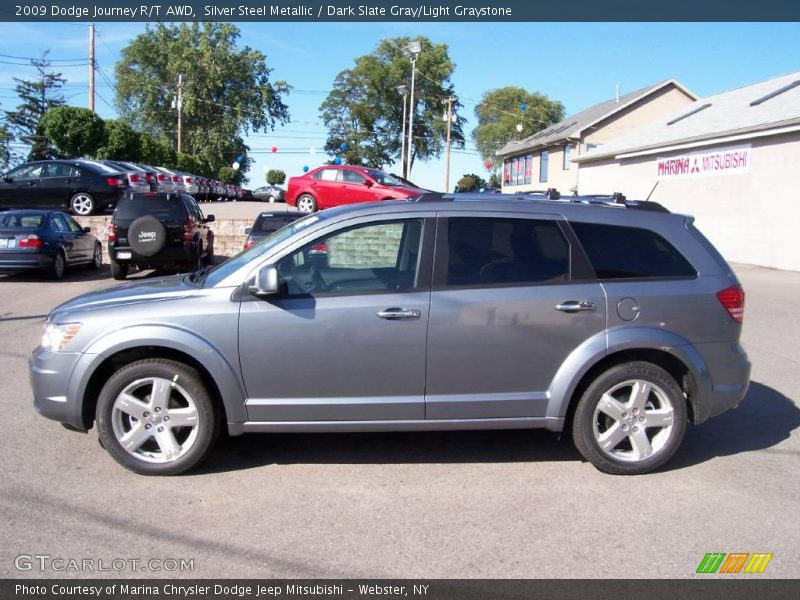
{"left": 95, "top": 358, "right": 219, "bottom": 475}
{"left": 69, "top": 192, "right": 96, "bottom": 216}
{"left": 110, "top": 259, "right": 128, "bottom": 280}
{"left": 128, "top": 216, "right": 167, "bottom": 257}
{"left": 88, "top": 243, "right": 102, "bottom": 270}
{"left": 202, "top": 239, "right": 214, "bottom": 267}
{"left": 296, "top": 193, "right": 317, "bottom": 213}
{"left": 47, "top": 251, "right": 66, "bottom": 280}
{"left": 572, "top": 361, "right": 687, "bottom": 475}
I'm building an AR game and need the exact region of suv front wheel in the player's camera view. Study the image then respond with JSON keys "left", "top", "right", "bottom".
{"left": 96, "top": 359, "right": 219, "bottom": 475}
{"left": 572, "top": 362, "right": 687, "bottom": 475}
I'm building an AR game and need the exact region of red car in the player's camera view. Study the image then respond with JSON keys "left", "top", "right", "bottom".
{"left": 286, "top": 165, "right": 425, "bottom": 212}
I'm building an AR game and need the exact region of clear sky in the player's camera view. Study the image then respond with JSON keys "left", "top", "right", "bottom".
{"left": 1, "top": 21, "right": 799, "bottom": 191}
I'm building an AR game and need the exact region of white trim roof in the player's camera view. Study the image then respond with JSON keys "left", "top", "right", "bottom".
{"left": 496, "top": 79, "right": 696, "bottom": 158}
{"left": 576, "top": 70, "right": 800, "bottom": 163}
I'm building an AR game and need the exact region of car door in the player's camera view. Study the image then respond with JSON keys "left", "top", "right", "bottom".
{"left": 337, "top": 168, "right": 377, "bottom": 205}
{"left": 238, "top": 214, "right": 434, "bottom": 422}
{"left": 37, "top": 162, "right": 80, "bottom": 208}
{"left": 0, "top": 163, "right": 43, "bottom": 206}
{"left": 308, "top": 168, "right": 341, "bottom": 209}
{"left": 425, "top": 212, "right": 606, "bottom": 420}
{"left": 49, "top": 213, "right": 80, "bottom": 261}
{"left": 63, "top": 213, "right": 93, "bottom": 262}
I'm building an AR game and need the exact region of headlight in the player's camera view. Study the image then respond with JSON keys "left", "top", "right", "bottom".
{"left": 41, "top": 322, "right": 82, "bottom": 352}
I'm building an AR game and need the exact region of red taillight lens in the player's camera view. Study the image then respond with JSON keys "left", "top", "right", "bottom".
{"left": 717, "top": 284, "right": 745, "bottom": 323}
{"left": 185, "top": 177, "right": 193, "bottom": 184}
{"left": 107, "top": 177, "right": 125, "bottom": 187}
{"left": 157, "top": 174, "right": 168, "bottom": 182}
{"left": 310, "top": 242, "right": 328, "bottom": 255}
{"left": 145, "top": 174, "right": 156, "bottom": 183}
{"left": 129, "top": 174, "right": 143, "bottom": 183}
{"left": 173, "top": 176, "right": 182, "bottom": 183}
{"left": 244, "top": 240, "right": 255, "bottom": 249}
{"left": 107, "top": 223, "right": 117, "bottom": 242}
{"left": 19, "top": 235, "right": 42, "bottom": 248}
{"left": 183, "top": 219, "right": 194, "bottom": 241}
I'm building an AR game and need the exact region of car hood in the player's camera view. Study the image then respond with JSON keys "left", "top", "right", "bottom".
{"left": 50, "top": 274, "right": 197, "bottom": 321}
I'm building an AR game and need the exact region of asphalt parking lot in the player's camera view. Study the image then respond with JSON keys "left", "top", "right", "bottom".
{"left": 0, "top": 262, "right": 797, "bottom": 579}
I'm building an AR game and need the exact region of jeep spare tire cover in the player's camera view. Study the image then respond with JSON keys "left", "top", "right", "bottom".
{"left": 128, "top": 216, "right": 167, "bottom": 256}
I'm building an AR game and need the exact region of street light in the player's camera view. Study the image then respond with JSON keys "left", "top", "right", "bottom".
{"left": 403, "top": 40, "right": 421, "bottom": 178}
{"left": 397, "top": 84, "right": 408, "bottom": 178}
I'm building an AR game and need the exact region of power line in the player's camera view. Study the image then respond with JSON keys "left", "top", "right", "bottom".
{"left": 0, "top": 52, "right": 89, "bottom": 62}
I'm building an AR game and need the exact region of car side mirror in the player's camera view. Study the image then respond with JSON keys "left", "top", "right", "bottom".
{"left": 83, "top": 227, "right": 91, "bottom": 233}
{"left": 364, "top": 179, "right": 374, "bottom": 188}
{"left": 249, "top": 265, "right": 280, "bottom": 297}
{"left": 244, "top": 227, "right": 252, "bottom": 235}
{"left": 205, "top": 214, "right": 215, "bottom": 223}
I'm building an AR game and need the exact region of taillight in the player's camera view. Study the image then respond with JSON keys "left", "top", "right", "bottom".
{"left": 172, "top": 175, "right": 182, "bottom": 184}
{"left": 107, "top": 177, "right": 125, "bottom": 187}
{"left": 157, "top": 174, "right": 168, "bottom": 182}
{"left": 716, "top": 284, "right": 745, "bottom": 323}
{"left": 185, "top": 177, "right": 194, "bottom": 184}
{"left": 309, "top": 242, "right": 328, "bottom": 255}
{"left": 183, "top": 218, "right": 194, "bottom": 241}
{"left": 107, "top": 223, "right": 117, "bottom": 242}
{"left": 145, "top": 174, "right": 156, "bottom": 183}
{"left": 19, "top": 235, "right": 42, "bottom": 248}
{"left": 129, "top": 173, "right": 143, "bottom": 183}
{"left": 244, "top": 239, "right": 255, "bottom": 249}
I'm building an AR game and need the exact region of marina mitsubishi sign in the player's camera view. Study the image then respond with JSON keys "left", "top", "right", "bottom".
{"left": 656, "top": 145, "right": 751, "bottom": 179}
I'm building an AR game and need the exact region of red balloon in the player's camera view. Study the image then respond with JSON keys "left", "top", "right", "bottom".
{"left": 484, "top": 160, "right": 493, "bottom": 170}
{"left": 271, "top": 146, "right": 278, "bottom": 153}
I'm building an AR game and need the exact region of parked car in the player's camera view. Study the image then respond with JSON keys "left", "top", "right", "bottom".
{"left": 107, "top": 191, "right": 215, "bottom": 280}
{"left": 0, "top": 159, "right": 128, "bottom": 216}
{"left": 243, "top": 211, "right": 306, "bottom": 249}
{"left": 286, "top": 165, "right": 426, "bottom": 212}
{"left": 95, "top": 160, "right": 156, "bottom": 193}
{"left": 252, "top": 185, "right": 285, "bottom": 203}
{"left": 0, "top": 209, "right": 102, "bottom": 279}
{"left": 149, "top": 167, "right": 183, "bottom": 192}
{"left": 30, "top": 192, "right": 750, "bottom": 476}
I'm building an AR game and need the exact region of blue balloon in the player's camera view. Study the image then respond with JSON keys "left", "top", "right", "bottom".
{"left": 520, "top": 103, "right": 527, "bottom": 111}
{"left": 340, "top": 142, "right": 347, "bottom": 151}
{"left": 302, "top": 165, "right": 309, "bottom": 172}
{"left": 236, "top": 155, "right": 244, "bottom": 164}
{"left": 333, "top": 157, "right": 342, "bottom": 165}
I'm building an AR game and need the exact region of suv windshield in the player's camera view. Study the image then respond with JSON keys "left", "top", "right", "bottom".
{"left": 363, "top": 168, "right": 403, "bottom": 186}
{"left": 200, "top": 214, "right": 320, "bottom": 288}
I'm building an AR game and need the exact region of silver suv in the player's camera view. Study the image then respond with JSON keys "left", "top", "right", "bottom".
{"left": 29, "top": 194, "right": 750, "bottom": 475}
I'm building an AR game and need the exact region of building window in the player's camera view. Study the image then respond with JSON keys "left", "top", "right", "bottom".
{"left": 539, "top": 150, "right": 549, "bottom": 183}
{"left": 524, "top": 155, "right": 532, "bottom": 184}
{"left": 563, "top": 145, "right": 571, "bottom": 170}
{"left": 503, "top": 160, "right": 511, "bottom": 185}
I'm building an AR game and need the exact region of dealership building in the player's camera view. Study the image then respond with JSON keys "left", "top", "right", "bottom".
{"left": 575, "top": 71, "right": 800, "bottom": 271}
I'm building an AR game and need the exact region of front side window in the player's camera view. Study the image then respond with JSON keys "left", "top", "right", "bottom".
{"left": 540, "top": 150, "right": 549, "bottom": 183}
{"left": 341, "top": 169, "right": 366, "bottom": 184}
{"left": 446, "top": 217, "right": 569, "bottom": 287}
{"left": 571, "top": 222, "right": 697, "bottom": 279}
{"left": 277, "top": 219, "right": 424, "bottom": 295}
{"left": 5, "top": 164, "right": 43, "bottom": 180}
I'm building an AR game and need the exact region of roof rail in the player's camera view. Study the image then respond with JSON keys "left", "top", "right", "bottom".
{"left": 411, "top": 191, "right": 669, "bottom": 213}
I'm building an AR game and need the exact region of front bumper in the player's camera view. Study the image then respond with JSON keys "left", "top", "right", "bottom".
{"left": 29, "top": 348, "right": 86, "bottom": 430}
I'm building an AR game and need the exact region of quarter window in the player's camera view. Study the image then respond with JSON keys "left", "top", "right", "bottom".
{"left": 571, "top": 222, "right": 697, "bottom": 279}
{"left": 446, "top": 217, "right": 569, "bottom": 287}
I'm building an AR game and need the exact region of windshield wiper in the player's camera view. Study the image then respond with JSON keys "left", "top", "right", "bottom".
{"left": 189, "top": 265, "right": 213, "bottom": 287}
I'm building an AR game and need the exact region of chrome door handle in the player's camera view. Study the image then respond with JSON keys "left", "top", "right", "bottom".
{"left": 377, "top": 308, "right": 421, "bottom": 320}
{"left": 555, "top": 300, "right": 596, "bottom": 313}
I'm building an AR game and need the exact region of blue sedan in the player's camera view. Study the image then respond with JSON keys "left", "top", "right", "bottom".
{"left": 0, "top": 209, "right": 102, "bottom": 279}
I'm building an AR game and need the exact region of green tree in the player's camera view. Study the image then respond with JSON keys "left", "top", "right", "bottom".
{"left": 5, "top": 51, "right": 66, "bottom": 160}
{"left": 0, "top": 108, "right": 14, "bottom": 170}
{"left": 488, "top": 171, "right": 502, "bottom": 189}
{"left": 454, "top": 173, "right": 486, "bottom": 193}
{"left": 266, "top": 169, "right": 286, "bottom": 185}
{"left": 97, "top": 119, "right": 142, "bottom": 161}
{"left": 217, "top": 166, "right": 237, "bottom": 184}
{"left": 320, "top": 36, "right": 464, "bottom": 173}
{"left": 114, "top": 22, "right": 289, "bottom": 179}
{"left": 176, "top": 152, "right": 205, "bottom": 175}
{"left": 472, "top": 87, "right": 564, "bottom": 167}
{"left": 42, "top": 106, "right": 105, "bottom": 158}
{"left": 139, "top": 135, "right": 176, "bottom": 167}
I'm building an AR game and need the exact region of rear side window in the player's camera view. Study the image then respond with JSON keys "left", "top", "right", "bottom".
{"left": 0, "top": 214, "right": 43, "bottom": 228}
{"left": 571, "top": 222, "right": 696, "bottom": 279}
{"left": 254, "top": 215, "right": 301, "bottom": 234}
{"left": 447, "top": 217, "right": 570, "bottom": 286}
{"left": 115, "top": 196, "right": 186, "bottom": 223}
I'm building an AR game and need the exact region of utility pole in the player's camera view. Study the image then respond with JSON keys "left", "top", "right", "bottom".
{"left": 88, "top": 24, "right": 95, "bottom": 112}
{"left": 444, "top": 97, "right": 455, "bottom": 192}
{"left": 397, "top": 85, "right": 408, "bottom": 179}
{"left": 176, "top": 74, "right": 183, "bottom": 154}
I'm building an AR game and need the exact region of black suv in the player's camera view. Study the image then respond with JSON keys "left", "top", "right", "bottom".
{"left": 108, "top": 191, "right": 215, "bottom": 280}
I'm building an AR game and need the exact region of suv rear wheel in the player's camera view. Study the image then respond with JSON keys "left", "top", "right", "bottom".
{"left": 572, "top": 362, "right": 687, "bottom": 475}
{"left": 95, "top": 359, "right": 219, "bottom": 475}
{"left": 110, "top": 259, "right": 128, "bottom": 280}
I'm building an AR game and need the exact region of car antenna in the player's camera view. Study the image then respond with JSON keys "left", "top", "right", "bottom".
{"left": 645, "top": 180, "right": 659, "bottom": 202}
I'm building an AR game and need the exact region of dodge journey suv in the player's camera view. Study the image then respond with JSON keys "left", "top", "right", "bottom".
{"left": 29, "top": 193, "right": 750, "bottom": 475}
